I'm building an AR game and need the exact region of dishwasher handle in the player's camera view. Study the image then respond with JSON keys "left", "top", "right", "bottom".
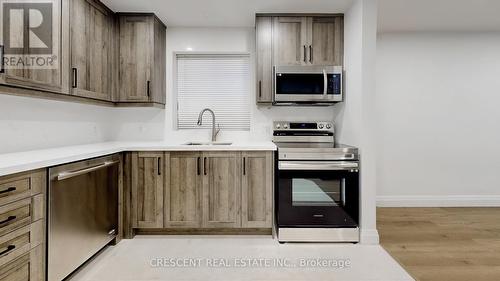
{"left": 56, "top": 160, "right": 119, "bottom": 181}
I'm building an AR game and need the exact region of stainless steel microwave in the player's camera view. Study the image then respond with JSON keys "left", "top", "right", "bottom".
{"left": 273, "top": 65, "right": 343, "bottom": 105}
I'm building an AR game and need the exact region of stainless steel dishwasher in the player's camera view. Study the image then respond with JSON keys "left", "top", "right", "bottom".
{"left": 48, "top": 154, "right": 119, "bottom": 281}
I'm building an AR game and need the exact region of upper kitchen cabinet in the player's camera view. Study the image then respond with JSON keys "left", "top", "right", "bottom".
{"left": 255, "top": 16, "right": 273, "bottom": 103}
{"left": 272, "top": 15, "right": 344, "bottom": 67}
{"left": 70, "top": 0, "right": 114, "bottom": 101}
{"left": 117, "top": 14, "right": 166, "bottom": 106}
{"left": 308, "top": 16, "right": 344, "bottom": 66}
{"left": 255, "top": 14, "right": 344, "bottom": 103}
{"left": 0, "top": 0, "right": 69, "bottom": 95}
{"left": 272, "top": 17, "right": 308, "bottom": 66}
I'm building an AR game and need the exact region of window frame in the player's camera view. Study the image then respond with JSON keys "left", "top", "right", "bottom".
{"left": 173, "top": 52, "right": 252, "bottom": 131}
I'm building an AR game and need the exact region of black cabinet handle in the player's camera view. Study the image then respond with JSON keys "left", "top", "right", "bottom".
{"left": 243, "top": 157, "right": 246, "bottom": 175}
{"left": 0, "top": 45, "right": 4, "bottom": 73}
{"left": 0, "top": 187, "right": 16, "bottom": 194}
{"left": 147, "top": 81, "right": 151, "bottom": 97}
{"left": 197, "top": 157, "right": 201, "bottom": 175}
{"left": 258, "top": 81, "right": 262, "bottom": 98}
{"left": 303, "top": 45, "right": 307, "bottom": 62}
{"left": 157, "top": 157, "right": 161, "bottom": 176}
{"left": 0, "top": 245, "right": 15, "bottom": 256}
{"left": 309, "top": 45, "right": 313, "bottom": 63}
{"left": 0, "top": 215, "right": 16, "bottom": 226}
{"left": 72, "top": 68, "right": 77, "bottom": 88}
{"left": 203, "top": 157, "right": 207, "bottom": 175}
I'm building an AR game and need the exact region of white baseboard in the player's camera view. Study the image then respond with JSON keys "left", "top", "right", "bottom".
{"left": 377, "top": 195, "right": 500, "bottom": 207}
{"left": 360, "top": 229, "right": 379, "bottom": 244}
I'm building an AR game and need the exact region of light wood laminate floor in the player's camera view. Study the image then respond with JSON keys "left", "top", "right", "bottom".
{"left": 378, "top": 207, "right": 500, "bottom": 281}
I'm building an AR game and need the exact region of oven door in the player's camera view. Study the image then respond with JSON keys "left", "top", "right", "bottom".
{"left": 274, "top": 66, "right": 342, "bottom": 103}
{"left": 277, "top": 161, "right": 359, "bottom": 228}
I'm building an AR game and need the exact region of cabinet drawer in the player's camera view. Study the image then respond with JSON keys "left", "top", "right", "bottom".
{"left": 0, "top": 220, "right": 44, "bottom": 268}
{"left": 0, "top": 226, "right": 30, "bottom": 268}
{"left": 0, "top": 197, "right": 44, "bottom": 237}
{"left": 0, "top": 243, "right": 44, "bottom": 281}
{"left": 0, "top": 170, "right": 46, "bottom": 207}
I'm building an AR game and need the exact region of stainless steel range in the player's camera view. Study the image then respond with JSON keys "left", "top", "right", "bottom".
{"left": 273, "top": 121, "right": 359, "bottom": 243}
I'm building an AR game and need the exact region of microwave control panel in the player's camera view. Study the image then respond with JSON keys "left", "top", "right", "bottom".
{"left": 329, "top": 74, "right": 342, "bottom": 95}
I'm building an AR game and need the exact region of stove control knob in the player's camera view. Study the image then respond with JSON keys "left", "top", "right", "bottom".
{"left": 326, "top": 123, "right": 332, "bottom": 129}
{"left": 318, "top": 124, "right": 324, "bottom": 129}
{"left": 283, "top": 124, "right": 289, "bottom": 129}
{"left": 276, "top": 123, "right": 281, "bottom": 129}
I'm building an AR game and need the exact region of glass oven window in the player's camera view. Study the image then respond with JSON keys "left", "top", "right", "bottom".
{"left": 292, "top": 178, "right": 341, "bottom": 207}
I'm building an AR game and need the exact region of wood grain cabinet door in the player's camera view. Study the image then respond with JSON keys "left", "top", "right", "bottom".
{"left": 256, "top": 16, "right": 273, "bottom": 103}
{"left": 70, "top": 0, "right": 113, "bottom": 101}
{"left": 241, "top": 152, "right": 273, "bottom": 228}
{"left": 164, "top": 152, "right": 202, "bottom": 228}
{"left": 273, "top": 17, "right": 308, "bottom": 66}
{"left": 118, "top": 15, "right": 153, "bottom": 102}
{"left": 131, "top": 152, "right": 164, "bottom": 228}
{"left": 0, "top": 244, "right": 45, "bottom": 281}
{"left": 151, "top": 17, "right": 166, "bottom": 105}
{"left": 0, "top": 0, "right": 68, "bottom": 94}
{"left": 308, "top": 16, "right": 343, "bottom": 66}
{"left": 202, "top": 152, "right": 241, "bottom": 228}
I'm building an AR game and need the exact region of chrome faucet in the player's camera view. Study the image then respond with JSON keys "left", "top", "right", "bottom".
{"left": 197, "top": 108, "right": 220, "bottom": 142}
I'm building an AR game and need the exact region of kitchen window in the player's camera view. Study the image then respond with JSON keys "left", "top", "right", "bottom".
{"left": 176, "top": 54, "right": 251, "bottom": 130}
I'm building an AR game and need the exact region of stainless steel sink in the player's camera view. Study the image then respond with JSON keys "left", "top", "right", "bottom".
{"left": 183, "top": 142, "right": 233, "bottom": 146}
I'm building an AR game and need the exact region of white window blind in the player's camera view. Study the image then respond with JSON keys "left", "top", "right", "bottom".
{"left": 176, "top": 54, "right": 251, "bottom": 130}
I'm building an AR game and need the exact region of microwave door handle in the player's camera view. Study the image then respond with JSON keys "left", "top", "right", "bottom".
{"left": 323, "top": 69, "right": 328, "bottom": 96}
{"left": 273, "top": 66, "right": 277, "bottom": 98}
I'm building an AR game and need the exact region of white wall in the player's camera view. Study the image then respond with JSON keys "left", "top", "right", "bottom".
{"left": 0, "top": 94, "right": 165, "bottom": 154}
{"left": 164, "top": 27, "right": 337, "bottom": 143}
{"left": 111, "top": 107, "right": 165, "bottom": 141}
{"left": 0, "top": 95, "right": 116, "bottom": 153}
{"left": 336, "top": 0, "right": 379, "bottom": 244}
{"left": 376, "top": 32, "right": 500, "bottom": 206}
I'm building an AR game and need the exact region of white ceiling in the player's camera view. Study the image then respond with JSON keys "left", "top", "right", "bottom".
{"left": 378, "top": 0, "right": 500, "bottom": 32}
{"left": 101, "top": 0, "right": 353, "bottom": 27}
{"left": 102, "top": 0, "right": 500, "bottom": 32}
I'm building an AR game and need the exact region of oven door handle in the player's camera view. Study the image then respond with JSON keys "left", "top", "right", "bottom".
{"left": 278, "top": 161, "right": 359, "bottom": 171}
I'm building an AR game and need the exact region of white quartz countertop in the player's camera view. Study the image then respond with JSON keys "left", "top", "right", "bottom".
{"left": 0, "top": 141, "right": 277, "bottom": 177}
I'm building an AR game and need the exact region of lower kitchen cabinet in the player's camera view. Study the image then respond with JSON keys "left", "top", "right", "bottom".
{"left": 241, "top": 152, "right": 273, "bottom": 228}
{"left": 131, "top": 152, "right": 164, "bottom": 228}
{"left": 164, "top": 152, "right": 202, "bottom": 228}
{"left": 0, "top": 244, "right": 45, "bottom": 281}
{"left": 128, "top": 150, "right": 273, "bottom": 233}
{"left": 202, "top": 152, "right": 241, "bottom": 228}
{"left": 0, "top": 169, "right": 46, "bottom": 281}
